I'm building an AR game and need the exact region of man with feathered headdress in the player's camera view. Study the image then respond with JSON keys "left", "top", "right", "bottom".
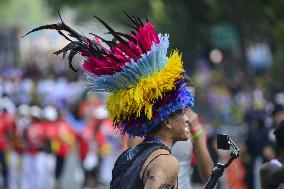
{"left": 24, "top": 12, "right": 196, "bottom": 188}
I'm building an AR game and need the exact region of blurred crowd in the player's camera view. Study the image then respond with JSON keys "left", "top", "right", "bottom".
{"left": 0, "top": 47, "right": 284, "bottom": 189}
{"left": 0, "top": 59, "right": 126, "bottom": 189}
{"left": 191, "top": 58, "right": 284, "bottom": 189}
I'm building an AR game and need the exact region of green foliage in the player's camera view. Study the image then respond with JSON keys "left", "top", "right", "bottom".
{"left": 44, "top": 0, "right": 284, "bottom": 85}
{"left": 47, "top": 0, "right": 151, "bottom": 22}
{"left": 0, "top": 0, "right": 51, "bottom": 27}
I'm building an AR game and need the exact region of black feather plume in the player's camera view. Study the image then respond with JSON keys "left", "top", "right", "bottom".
{"left": 68, "top": 49, "right": 80, "bottom": 72}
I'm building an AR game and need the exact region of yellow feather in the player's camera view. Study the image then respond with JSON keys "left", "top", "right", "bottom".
{"left": 107, "top": 50, "right": 184, "bottom": 123}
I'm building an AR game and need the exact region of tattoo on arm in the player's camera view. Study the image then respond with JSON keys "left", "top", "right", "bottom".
{"left": 169, "top": 176, "right": 175, "bottom": 182}
{"left": 158, "top": 184, "right": 174, "bottom": 189}
{"left": 149, "top": 175, "right": 155, "bottom": 182}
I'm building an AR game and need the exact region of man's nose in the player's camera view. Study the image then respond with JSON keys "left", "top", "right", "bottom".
{"left": 185, "top": 115, "right": 190, "bottom": 125}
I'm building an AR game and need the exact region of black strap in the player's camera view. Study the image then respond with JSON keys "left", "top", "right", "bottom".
{"left": 176, "top": 176, "right": 178, "bottom": 189}
{"left": 141, "top": 153, "right": 171, "bottom": 182}
{"left": 111, "top": 143, "right": 173, "bottom": 189}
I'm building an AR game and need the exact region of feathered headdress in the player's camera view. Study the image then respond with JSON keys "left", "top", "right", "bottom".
{"left": 23, "top": 12, "right": 194, "bottom": 136}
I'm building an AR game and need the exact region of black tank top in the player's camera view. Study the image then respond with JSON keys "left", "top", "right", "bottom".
{"left": 110, "top": 142, "right": 171, "bottom": 189}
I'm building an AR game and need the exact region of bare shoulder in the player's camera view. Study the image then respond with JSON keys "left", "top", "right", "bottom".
{"left": 151, "top": 149, "right": 179, "bottom": 169}
{"left": 141, "top": 149, "right": 179, "bottom": 189}
{"left": 143, "top": 149, "right": 179, "bottom": 170}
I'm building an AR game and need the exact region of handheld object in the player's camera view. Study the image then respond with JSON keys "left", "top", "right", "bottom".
{"left": 204, "top": 134, "right": 240, "bottom": 189}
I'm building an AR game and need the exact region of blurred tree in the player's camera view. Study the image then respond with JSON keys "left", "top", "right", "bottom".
{"left": 46, "top": 0, "right": 211, "bottom": 71}
{"left": 0, "top": 0, "right": 51, "bottom": 27}
{"left": 45, "top": 0, "right": 284, "bottom": 86}
{"left": 269, "top": 1, "right": 284, "bottom": 86}
{"left": 47, "top": 0, "right": 150, "bottom": 21}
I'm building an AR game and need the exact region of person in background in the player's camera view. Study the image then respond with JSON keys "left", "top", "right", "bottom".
{"left": 260, "top": 120, "right": 284, "bottom": 189}
{"left": 0, "top": 96, "right": 16, "bottom": 189}
{"left": 9, "top": 104, "right": 30, "bottom": 189}
{"left": 22, "top": 105, "right": 44, "bottom": 189}
{"left": 244, "top": 111, "right": 267, "bottom": 189}
{"left": 263, "top": 104, "right": 284, "bottom": 162}
{"left": 81, "top": 105, "right": 110, "bottom": 188}
{"left": 54, "top": 108, "right": 76, "bottom": 189}
{"left": 94, "top": 106, "right": 117, "bottom": 184}
{"left": 42, "top": 105, "right": 59, "bottom": 189}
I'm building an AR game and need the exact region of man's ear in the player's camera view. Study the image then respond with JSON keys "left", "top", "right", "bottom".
{"left": 162, "top": 118, "right": 172, "bottom": 129}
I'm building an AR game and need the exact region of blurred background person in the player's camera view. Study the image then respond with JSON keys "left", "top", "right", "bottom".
{"left": 0, "top": 95, "right": 16, "bottom": 189}
{"left": 262, "top": 104, "right": 284, "bottom": 162}
{"left": 9, "top": 104, "right": 30, "bottom": 189}
{"left": 21, "top": 105, "right": 44, "bottom": 189}
{"left": 260, "top": 120, "right": 284, "bottom": 189}
{"left": 80, "top": 104, "right": 115, "bottom": 189}
{"left": 41, "top": 105, "right": 59, "bottom": 189}
{"left": 54, "top": 114, "right": 76, "bottom": 189}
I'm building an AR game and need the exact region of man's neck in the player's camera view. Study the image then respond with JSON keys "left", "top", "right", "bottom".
{"left": 146, "top": 134, "right": 175, "bottom": 150}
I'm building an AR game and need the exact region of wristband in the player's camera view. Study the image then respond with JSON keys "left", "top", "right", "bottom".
{"left": 190, "top": 123, "right": 202, "bottom": 134}
{"left": 191, "top": 129, "right": 203, "bottom": 140}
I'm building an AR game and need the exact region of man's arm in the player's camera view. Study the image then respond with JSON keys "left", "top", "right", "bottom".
{"left": 141, "top": 149, "right": 179, "bottom": 189}
{"left": 192, "top": 129, "right": 214, "bottom": 182}
{"left": 186, "top": 108, "right": 214, "bottom": 182}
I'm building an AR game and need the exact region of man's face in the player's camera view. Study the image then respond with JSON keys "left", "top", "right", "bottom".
{"left": 167, "top": 110, "right": 190, "bottom": 141}
{"left": 275, "top": 111, "right": 284, "bottom": 126}
{"left": 184, "top": 108, "right": 198, "bottom": 128}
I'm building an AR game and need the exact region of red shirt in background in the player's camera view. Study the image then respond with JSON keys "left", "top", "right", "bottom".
{"left": 0, "top": 112, "right": 16, "bottom": 151}
{"left": 25, "top": 121, "right": 45, "bottom": 154}
{"left": 57, "top": 119, "right": 76, "bottom": 158}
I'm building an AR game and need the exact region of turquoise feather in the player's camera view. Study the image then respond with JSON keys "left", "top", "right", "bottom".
{"left": 85, "top": 34, "right": 169, "bottom": 93}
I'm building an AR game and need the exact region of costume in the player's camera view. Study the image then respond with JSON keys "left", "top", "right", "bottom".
{"left": 25, "top": 12, "right": 194, "bottom": 188}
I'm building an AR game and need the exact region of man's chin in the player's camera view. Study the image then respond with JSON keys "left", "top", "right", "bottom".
{"left": 178, "top": 136, "right": 189, "bottom": 141}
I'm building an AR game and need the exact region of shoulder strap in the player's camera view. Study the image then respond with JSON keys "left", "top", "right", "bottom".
{"left": 111, "top": 142, "right": 171, "bottom": 189}
{"left": 112, "top": 143, "right": 168, "bottom": 180}
{"left": 141, "top": 153, "right": 171, "bottom": 181}
{"left": 140, "top": 144, "right": 178, "bottom": 189}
